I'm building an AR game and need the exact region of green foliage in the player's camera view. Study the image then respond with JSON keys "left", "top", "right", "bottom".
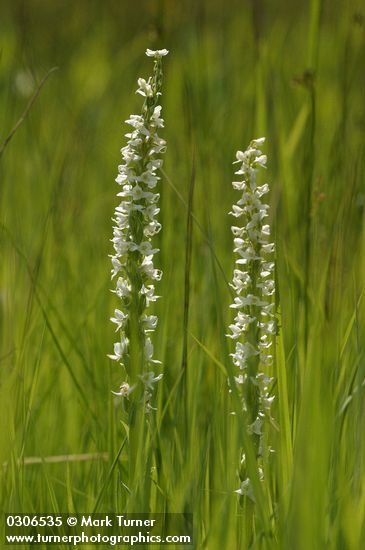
{"left": 1, "top": 1, "right": 365, "bottom": 548}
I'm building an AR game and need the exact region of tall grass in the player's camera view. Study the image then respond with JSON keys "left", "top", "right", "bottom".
{"left": 1, "top": 1, "right": 365, "bottom": 548}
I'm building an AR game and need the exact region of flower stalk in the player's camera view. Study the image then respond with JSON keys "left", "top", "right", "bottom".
{"left": 227, "top": 137, "right": 276, "bottom": 500}
{"left": 109, "top": 48, "right": 168, "bottom": 502}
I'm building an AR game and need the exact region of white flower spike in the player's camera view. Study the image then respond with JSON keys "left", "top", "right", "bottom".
{"left": 227, "top": 137, "right": 276, "bottom": 498}
{"left": 110, "top": 49, "right": 168, "bottom": 412}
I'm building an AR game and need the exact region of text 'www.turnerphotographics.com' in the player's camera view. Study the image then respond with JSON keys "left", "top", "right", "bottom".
{"left": 5, "top": 514, "right": 193, "bottom": 546}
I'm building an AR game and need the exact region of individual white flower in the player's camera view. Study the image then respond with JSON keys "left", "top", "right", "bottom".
{"left": 150, "top": 106, "right": 164, "bottom": 128}
{"left": 252, "top": 137, "right": 266, "bottom": 147}
{"left": 147, "top": 159, "right": 163, "bottom": 170}
{"left": 149, "top": 135, "right": 167, "bottom": 154}
{"left": 117, "top": 184, "right": 155, "bottom": 202}
{"left": 114, "top": 277, "right": 131, "bottom": 299}
{"left": 139, "top": 371, "right": 164, "bottom": 389}
{"left": 111, "top": 256, "right": 122, "bottom": 278}
{"left": 232, "top": 180, "right": 247, "bottom": 191}
{"left": 130, "top": 241, "right": 160, "bottom": 256}
{"left": 112, "top": 382, "right": 135, "bottom": 398}
{"left": 110, "top": 309, "right": 128, "bottom": 331}
{"left": 234, "top": 374, "right": 246, "bottom": 385}
{"left": 145, "top": 48, "right": 169, "bottom": 57}
{"left": 235, "top": 478, "right": 255, "bottom": 501}
{"left": 229, "top": 204, "right": 245, "bottom": 217}
{"left": 136, "top": 77, "right": 153, "bottom": 97}
{"left": 257, "top": 279, "right": 275, "bottom": 296}
{"left": 142, "top": 314, "right": 158, "bottom": 332}
{"left": 144, "top": 220, "right": 162, "bottom": 237}
{"left": 144, "top": 204, "right": 160, "bottom": 220}
{"left": 138, "top": 170, "right": 160, "bottom": 188}
{"left": 140, "top": 284, "right": 160, "bottom": 306}
{"left": 145, "top": 402, "right": 158, "bottom": 413}
{"left": 255, "top": 184, "right": 270, "bottom": 197}
{"left": 230, "top": 342, "right": 260, "bottom": 370}
{"left": 231, "top": 295, "right": 268, "bottom": 309}
{"left": 107, "top": 337, "right": 129, "bottom": 362}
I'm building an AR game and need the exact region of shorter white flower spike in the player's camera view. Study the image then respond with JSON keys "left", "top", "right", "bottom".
{"left": 227, "top": 137, "right": 276, "bottom": 499}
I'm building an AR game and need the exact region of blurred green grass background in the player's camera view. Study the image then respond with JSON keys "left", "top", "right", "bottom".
{"left": 1, "top": 0, "right": 365, "bottom": 548}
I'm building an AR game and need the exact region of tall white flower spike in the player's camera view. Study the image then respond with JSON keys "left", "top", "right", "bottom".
{"left": 109, "top": 49, "right": 168, "bottom": 412}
